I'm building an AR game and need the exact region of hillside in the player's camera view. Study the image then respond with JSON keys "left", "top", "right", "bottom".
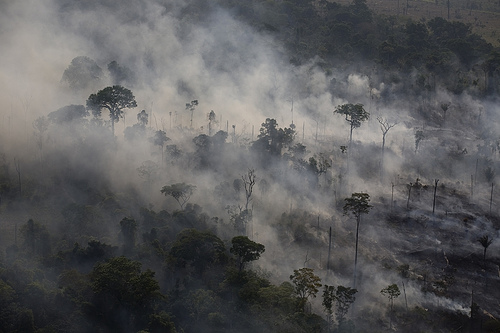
{"left": 0, "top": 0, "right": 500, "bottom": 332}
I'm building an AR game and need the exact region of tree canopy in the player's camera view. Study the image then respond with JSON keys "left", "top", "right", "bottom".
{"left": 86, "top": 85, "right": 137, "bottom": 136}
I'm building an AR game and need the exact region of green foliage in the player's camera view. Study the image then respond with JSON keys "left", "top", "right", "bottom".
{"left": 230, "top": 236, "right": 265, "bottom": 272}
{"left": 86, "top": 85, "right": 137, "bottom": 135}
{"left": 323, "top": 284, "right": 357, "bottom": 327}
{"left": 89, "top": 256, "right": 162, "bottom": 331}
{"left": 120, "top": 217, "right": 137, "bottom": 253}
{"left": 161, "top": 183, "right": 196, "bottom": 209}
{"left": 253, "top": 118, "right": 295, "bottom": 156}
{"left": 343, "top": 193, "right": 372, "bottom": 221}
{"left": 168, "top": 229, "right": 226, "bottom": 277}
{"left": 381, "top": 284, "right": 401, "bottom": 302}
{"left": 289, "top": 268, "right": 322, "bottom": 311}
{"left": 335, "top": 104, "right": 369, "bottom": 144}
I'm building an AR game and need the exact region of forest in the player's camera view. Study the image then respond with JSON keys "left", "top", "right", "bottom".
{"left": 1, "top": 0, "right": 500, "bottom": 332}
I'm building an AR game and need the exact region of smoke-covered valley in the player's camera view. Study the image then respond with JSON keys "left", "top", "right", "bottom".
{"left": 1, "top": 0, "right": 500, "bottom": 332}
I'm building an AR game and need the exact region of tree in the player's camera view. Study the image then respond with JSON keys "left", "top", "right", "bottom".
{"left": 107, "top": 60, "right": 136, "bottom": 86}
{"left": 47, "top": 105, "right": 88, "bottom": 125}
{"left": 137, "top": 109, "right": 148, "bottom": 126}
{"left": 230, "top": 236, "right": 265, "bottom": 272}
{"left": 440, "top": 102, "right": 450, "bottom": 127}
{"left": 120, "top": 217, "right": 137, "bottom": 254}
{"left": 86, "top": 85, "right": 137, "bottom": 136}
{"left": 478, "top": 235, "right": 493, "bottom": 261}
{"left": 323, "top": 285, "right": 357, "bottom": 331}
{"left": 168, "top": 229, "right": 226, "bottom": 277}
{"left": 208, "top": 110, "right": 216, "bottom": 135}
{"left": 381, "top": 284, "right": 401, "bottom": 329}
{"left": 90, "top": 256, "right": 161, "bottom": 331}
{"left": 61, "top": 56, "right": 103, "bottom": 91}
{"left": 376, "top": 116, "right": 398, "bottom": 178}
{"left": 186, "top": 100, "right": 198, "bottom": 128}
{"left": 414, "top": 129, "right": 424, "bottom": 153}
{"left": 20, "top": 219, "right": 51, "bottom": 257}
{"left": 289, "top": 267, "right": 322, "bottom": 311}
{"left": 253, "top": 118, "right": 295, "bottom": 156}
{"left": 242, "top": 169, "right": 256, "bottom": 212}
{"left": 334, "top": 103, "right": 369, "bottom": 146}
{"left": 151, "top": 130, "right": 170, "bottom": 164}
{"left": 161, "top": 183, "right": 196, "bottom": 210}
{"left": 32, "top": 116, "right": 49, "bottom": 163}
{"left": 343, "top": 193, "right": 372, "bottom": 288}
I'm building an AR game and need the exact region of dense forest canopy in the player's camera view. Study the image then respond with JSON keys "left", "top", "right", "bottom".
{"left": 0, "top": 0, "right": 500, "bottom": 332}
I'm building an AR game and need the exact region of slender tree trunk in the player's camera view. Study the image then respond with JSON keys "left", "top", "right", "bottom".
{"left": 433, "top": 179, "right": 439, "bottom": 214}
{"left": 327, "top": 226, "right": 332, "bottom": 271}
{"left": 490, "top": 183, "right": 494, "bottom": 215}
{"left": 353, "top": 216, "right": 360, "bottom": 288}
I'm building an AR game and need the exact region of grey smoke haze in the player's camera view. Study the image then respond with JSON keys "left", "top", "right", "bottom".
{"left": 1, "top": 0, "right": 500, "bottom": 329}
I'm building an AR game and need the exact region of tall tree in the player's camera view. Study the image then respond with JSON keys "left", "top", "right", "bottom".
{"left": 230, "top": 236, "right": 265, "bottom": 272}
{"left": 343, "top": 193, "right": 372, "bottom": 288}
{"left": 376, "top": 116, "right": 397, "bottom": 178}
{"left": 381, "top": 284, "right": 401, "bottom": 329}
{"left": 161, "top": 183, "right": 196, "bottom": 210}
{"left": 289, "top": 267, "right": 322, "bottom": 312}
{"left": 253, "top": 118, "right": 295, "bottom": 156}
{"left": 334, "top": 104, "right": 369, "bottom": 146}
{"left": 185, "top": 100, "right": 198, "bottom": 129}
{"left": 86, "top": 85, "right": 137, "bottom": 136}
{"left": 323, "top": 285, "right": 357, "bottom": 331}
{"left": 90, "top": 256, "right": 161, "bottom": 331}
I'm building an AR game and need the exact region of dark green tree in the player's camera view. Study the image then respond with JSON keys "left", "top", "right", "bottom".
{"left": 120, "top": 217, "right": 137, "bottom": 255}
{"left": 334, "top": 104, "right": 369, "bottom": 146}
{"left": 168, "top": 229, "right": 226, "bottom": 277}
{"left": 90, "top": 256, "right": 161, "bottom": 331}
{"left": 289, "top": 267, "right": 322, "bottom": 311}
{"left": 86, "top": 85, "right": 137, "bottom": 136}
{"left": 253, "top": 118, "right": 295, "bottom": 156}
{"left": 230, "top": 236, "right": 265, "bottom": 272}
{"left": 323, "top": 285, "right": 357, "bottom": 331}
{"left": 343, "top": 193, "right": 372, "bottom": 288}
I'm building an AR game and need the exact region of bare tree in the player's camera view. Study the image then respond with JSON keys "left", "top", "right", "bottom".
{"left": 242, "top": 169, "right": 256, "bottom": 212}
{"left": 377, "top": 116, "right": 398, "bottom": 178}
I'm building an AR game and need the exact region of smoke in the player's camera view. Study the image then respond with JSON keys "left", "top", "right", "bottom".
{"left": 1, "top": 0, "right": 500, "bottom": 330}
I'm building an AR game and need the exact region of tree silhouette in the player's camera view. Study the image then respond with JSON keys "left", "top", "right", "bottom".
{"left": 343, "top": 192, "right": 372, "bottom": 288}
{"left": 478, "top": 235, "right": 493, "bottom": 260}
{"left": 323, "top": 284, "right": 357, "bottom": 332}
{"left": 230, "top": 236, "right": 265, "bottom": 272}
{"left": 377, "top": 116, "right": 398, "bottom": 179}
{"left": 381, "top": 284, "right": 401, "bottom": 329}
{"left": 334, "top": 103, "right": 369, "bottom": 146}
{"left": 86, "top": 85, "right": 137, "bottom": 136}
{"left": 161, "top": 183, "right": 196, "bottom": 209}
{"left": 289, "top": 267, "right": 322, "bottom": 312}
